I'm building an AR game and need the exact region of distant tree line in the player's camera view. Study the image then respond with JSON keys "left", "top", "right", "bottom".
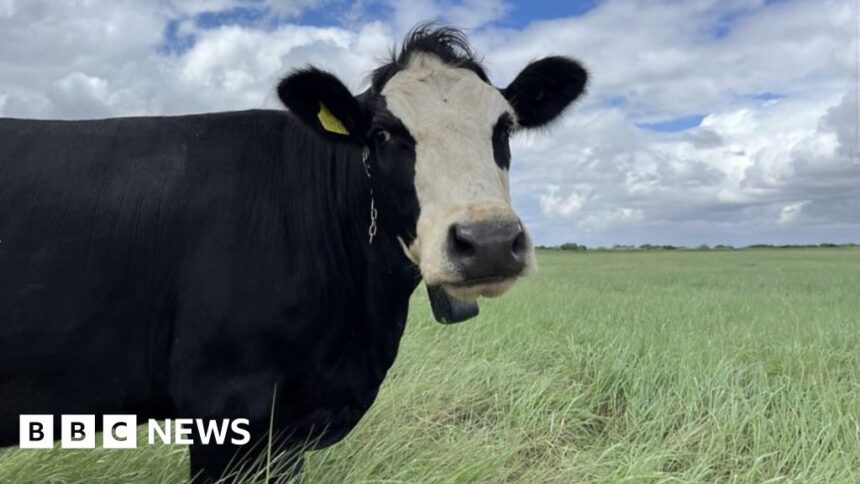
{"left": 535, "top": 243, "right": 860, "bottom": 252}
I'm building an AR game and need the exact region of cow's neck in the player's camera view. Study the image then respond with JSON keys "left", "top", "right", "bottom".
{"left": 293, "top": 133, "right": 420, "bottom": 380}
{"left": 298, "top": 136, "right": 420, "bottom": 407}
{"left": 342, "top": 145, "right": 421, "bottom": 309}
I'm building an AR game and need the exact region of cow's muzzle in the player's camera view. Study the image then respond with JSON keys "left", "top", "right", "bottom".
{"left": 447, "top": 219, "right": 527, "bottom": 282}
{"left": 425, "top": 218, "right": 528, "bottom": 324}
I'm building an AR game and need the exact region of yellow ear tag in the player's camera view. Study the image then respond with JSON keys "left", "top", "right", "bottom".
{"left": 317, "top": 102, "right": 349, "bottom": 135}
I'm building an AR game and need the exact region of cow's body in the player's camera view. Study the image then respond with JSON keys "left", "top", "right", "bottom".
{"left": 0, "top": 110, "right": 418, "bottom": 477}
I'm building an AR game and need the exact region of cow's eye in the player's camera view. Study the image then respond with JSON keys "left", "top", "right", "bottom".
{"left": 375, "top": 130, "right": 391, "bottom": 145}
{"left": 494, "top": 114, "right": 514, "bottom": 141}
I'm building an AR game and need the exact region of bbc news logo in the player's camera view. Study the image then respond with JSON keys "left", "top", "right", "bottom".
{"left": 19, "top": 415, "right": 251, "bottom": 449}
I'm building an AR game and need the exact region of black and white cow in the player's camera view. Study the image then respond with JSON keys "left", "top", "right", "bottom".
{"left": 0, "top": 25, "right": 587, "bottom": 482}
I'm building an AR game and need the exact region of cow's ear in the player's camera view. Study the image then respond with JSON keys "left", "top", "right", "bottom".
{"left": 502, "top": 57, "right": 588, "bottom": 129}
{"left": 278, "top": 67, "right": 369, "bottom": 143}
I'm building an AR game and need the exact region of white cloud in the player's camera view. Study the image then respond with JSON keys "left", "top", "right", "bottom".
{"left": 779, "top": 201, "right": 809, "bottom": 224}
{"left": 446, "top": 0, "right": 509, "bottom": 29}
{"left": 47, "top": 72, "right": 113, "bottom": 119}
{"left": 0, "top": 0, "right": 15, "bottom": 17}
{"left": 385, "top": 0, "right": 507, "bottom": 34}
{"left": 540, "top": 185, "right": 586, "bottom": 217}
{"left": 387, "top": 0, "right": 441, "bottom": 34}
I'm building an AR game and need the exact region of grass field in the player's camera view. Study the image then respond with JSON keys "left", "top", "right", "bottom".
{"left": 2, "top": 248, "right": 859, "bottom": 483}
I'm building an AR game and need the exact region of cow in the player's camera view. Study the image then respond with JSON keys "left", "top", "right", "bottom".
{"left": 0, "top": 24, "right": 587, "bottom": 482}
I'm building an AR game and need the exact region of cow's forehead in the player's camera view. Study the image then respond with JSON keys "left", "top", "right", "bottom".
{"left": 380, "top": 53, "right": 513, "bottom": 139}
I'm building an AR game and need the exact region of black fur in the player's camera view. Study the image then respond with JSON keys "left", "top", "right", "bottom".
{"left": 502, "top": 56, "right": 588, "bottom": 128}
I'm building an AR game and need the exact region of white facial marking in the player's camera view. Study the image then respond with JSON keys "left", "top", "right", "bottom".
{"left": 381, "top": 53, "right": 535, "bottom": 296}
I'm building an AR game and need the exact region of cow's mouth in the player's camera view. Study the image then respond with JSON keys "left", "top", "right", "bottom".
{"left": 446, "top": 272, "right": 520, "bottom": 298}
{"left": 427, "top": 275, "right": 519, "bottom": 324}
{"left": 449, "top": 275, "right": 508, "bottom": 287}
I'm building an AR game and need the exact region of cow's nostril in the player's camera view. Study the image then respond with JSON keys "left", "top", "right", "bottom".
{"left": 512, "top": 229, "right": 526, "bottom": 256}
{"left": 449, "top": 224, "right": 476, "bottom": 257}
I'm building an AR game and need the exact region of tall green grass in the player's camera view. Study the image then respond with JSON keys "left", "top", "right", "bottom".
{"left": 2, "top": 249, "right": 858, "bottom": 483}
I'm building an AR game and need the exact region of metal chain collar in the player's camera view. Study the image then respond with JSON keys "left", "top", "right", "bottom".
{"left": 362, "top": 146, "right": 378, "bottom": 244}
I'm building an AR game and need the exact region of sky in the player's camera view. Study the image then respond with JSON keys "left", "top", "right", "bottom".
{"left": 0, "top": 0, "right": 857, "bottom": 247}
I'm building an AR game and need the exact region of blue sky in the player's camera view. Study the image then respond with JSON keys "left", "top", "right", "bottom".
{"left": 157, "top": 0, "right": 783, "bottom": 48}
{"left": 160, "top": 0, "right": 604, "bottom": 53}
{"left": 637, "top": 114, "right": 706, "bottom": 133}
{"left": 1, "top": 0, "right": 856, "bottom": 246}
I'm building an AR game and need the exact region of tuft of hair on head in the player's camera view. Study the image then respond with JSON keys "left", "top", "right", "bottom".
{"left": 370, "top": 22, "right": 489, "bottom": 93}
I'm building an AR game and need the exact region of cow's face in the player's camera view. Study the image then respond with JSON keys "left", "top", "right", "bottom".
{"left": 279, "top": 27, "right": 587, "bottom": 308}
{"left": 375, "top": 53, "right": 531, "bottom": 300}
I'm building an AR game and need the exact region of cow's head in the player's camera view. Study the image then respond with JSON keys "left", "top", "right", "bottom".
{"left": 278, "top": 25, "right": 587, "bottom": 322}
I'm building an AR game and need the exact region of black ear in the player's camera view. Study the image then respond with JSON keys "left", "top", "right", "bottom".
{"left": 502, "top": 57, "right": 588, "bottom": 129}
{"left": 277, "top": 67, "right": 369, "bottom": 142}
